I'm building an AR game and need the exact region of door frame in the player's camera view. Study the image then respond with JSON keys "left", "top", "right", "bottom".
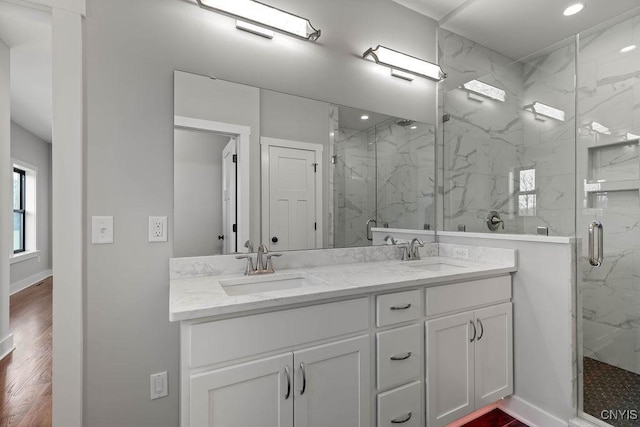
{"left": 174, "top": 115, "right": 251, "bottom": 251}
{"left": 260, "top": 137, "right": 323, "bottom": 249}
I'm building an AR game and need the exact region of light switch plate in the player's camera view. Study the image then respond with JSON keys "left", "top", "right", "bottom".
{"left": 149, "top": 216, "right": 168, "bottom": 242}
{"left": 92, "top": 216, "right": 114, "bottom": 244}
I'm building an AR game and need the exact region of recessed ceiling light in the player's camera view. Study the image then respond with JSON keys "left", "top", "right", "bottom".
{"left": 620, "top": 45, "right": 637, "bottom": 53}
{"left": 563, "top": 3, "right": 585, "bottom": 16}
{"left": 410, "top": 125, "right": 418, "bottom": 130}
{"left": 361, "top": 115, "right": 369, "bottom": 120}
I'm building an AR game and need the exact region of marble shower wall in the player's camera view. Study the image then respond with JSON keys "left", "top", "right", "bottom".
{"left": 578, "top": 13, "right": 640, "bottom": 375}
{"left": 333, "top": 127, "right": 376, "bottom": 248}
{"left": 440, "top": 29, "right": 576, "bottom": 236}
{"left": 376, "top": 119, "right": 436, "bottom": 230}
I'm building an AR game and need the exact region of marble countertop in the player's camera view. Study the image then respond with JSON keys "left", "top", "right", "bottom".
{"left": 170, "top": 245, "right": 517, "bottom": 321}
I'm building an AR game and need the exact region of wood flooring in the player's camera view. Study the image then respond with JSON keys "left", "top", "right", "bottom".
{"left": 462, "top": 408, "right": 529, "bottom": 427}
{"left": 0, "top": 277, "right": 52, "bottom": 427}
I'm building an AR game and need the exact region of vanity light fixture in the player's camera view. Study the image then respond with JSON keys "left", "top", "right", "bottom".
{"left": 563, "top": 3, "right": 585, "bottom": 16}
{"left": 620, "top": 45, "right": 637, "bottom": 53}
{"left": 363, "top": 45, "right": 447, "bottom": 82}
{"left": 589, "top": 121, "right": 611, "bottom": 135}
{"left": 525, "top": 102, "right": 565, "bottom": 121}
{"left": 196, "top": 0, "right": 321, "bottom": 41}
{"left": 626, "top": 132, "right": 640, "bottom": 140}
{"left": 462, "top": 80, "right": 506, "bottom": 102}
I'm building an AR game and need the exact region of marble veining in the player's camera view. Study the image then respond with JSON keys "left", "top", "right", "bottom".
{"left": 169, "top": 243, "right": 517, "bottom": 321}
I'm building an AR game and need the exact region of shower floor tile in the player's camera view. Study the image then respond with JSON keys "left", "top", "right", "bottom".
{"left": 583, "top": 357, "right": 640, "bottom": 427}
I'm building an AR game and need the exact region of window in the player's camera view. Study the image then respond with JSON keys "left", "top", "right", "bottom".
{"left": 518, "top": 168, "right": 537, "bottom": 216}
{"left": 13, "top": 167, "right": 26, "bottom": 253}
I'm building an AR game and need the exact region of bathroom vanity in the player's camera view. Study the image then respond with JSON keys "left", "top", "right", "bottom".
{"left": 170, "top": 243, "right": 517, "bottom": 427}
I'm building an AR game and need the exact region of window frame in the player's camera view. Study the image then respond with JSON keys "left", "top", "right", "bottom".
{"left": 13, "top": 166, "right": 26, "bottom": 254}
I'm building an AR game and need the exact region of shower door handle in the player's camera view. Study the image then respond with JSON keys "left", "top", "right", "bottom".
{"left": 366, "top": 219, "right": 377, "bottom": 241}
{"left": 588, "top": 221, "right": 603, "bottom": 267}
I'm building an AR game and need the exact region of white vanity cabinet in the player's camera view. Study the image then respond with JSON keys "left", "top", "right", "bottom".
{"left": 181, "top": 298, "right": 370, "bottom": 427}
{"left": 425, "top": 276, "right": 513, "bottom": 427}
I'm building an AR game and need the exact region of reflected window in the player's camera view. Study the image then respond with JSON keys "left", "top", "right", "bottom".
{"left": 518, "top": 168, "right": 536, "bottom": 216}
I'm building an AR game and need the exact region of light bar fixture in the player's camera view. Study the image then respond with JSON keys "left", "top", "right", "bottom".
{"left": 462, "top": 80, "right": 506, "bottom": 102}
{"left": 196, "top": 0, "right": 321, "bottom": 41}
{"left": 363, "top": 45, "right": 447, "bottom": 82}
{"left": 590, "top": 121, "right": 611, "bottom": 135}
{"left": 525, "top": 102, "right": 565, "bottom": 121}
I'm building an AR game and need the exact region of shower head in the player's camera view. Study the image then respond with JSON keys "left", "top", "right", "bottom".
{"left": 396, "top": 119, "right": 415, "bottom": 127}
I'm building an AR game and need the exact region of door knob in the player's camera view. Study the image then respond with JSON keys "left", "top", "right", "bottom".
{"left": 272, "top": 237, "right": 278, "bottom": 243}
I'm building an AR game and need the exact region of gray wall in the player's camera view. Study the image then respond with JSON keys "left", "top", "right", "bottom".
{"left": 174, "top": 129, "right": 229, "bottom": 258}
{"left": 10, "top": 121, "right": 52, "bottom": 286}
{"left": 84, "top": 0, "right": 438, "bottom": 425}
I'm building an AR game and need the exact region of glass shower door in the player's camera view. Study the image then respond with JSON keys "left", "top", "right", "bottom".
{"left": 577, "top": 13, "right": 640, "bottom": 426}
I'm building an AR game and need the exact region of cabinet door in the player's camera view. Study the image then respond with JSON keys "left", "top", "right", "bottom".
{"left": 474, "top": 302, "right": 513, "bottom": 406}
{"left": 293, "top": 335, "right": 370, "bottom": 427}
{"left": 426, "top": 311, "right": 475, "bottom": 427}
{"left": 190, "top": 353, "right": 293, "bottom": 427}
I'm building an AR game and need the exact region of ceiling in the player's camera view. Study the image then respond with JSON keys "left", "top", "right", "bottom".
{"left": 0, "top": 1, "right": 52, "bottom": 143}
{"left": 395, "top": 0, "right": 640, "bottom": 60}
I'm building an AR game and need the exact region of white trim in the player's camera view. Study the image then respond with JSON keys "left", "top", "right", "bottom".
{"left": 174, "top": 114, "right": 251, "bottom": 250}
{"left": 10, "top": 268, "right": 52, "bottom": 295}
{"left": 0, "top": 333, "right": 14, "bottom": 362}
{"left": 10, "top": 249, "right": 40, "bottom": 264}
{"left": 498, "top": 395, "right": 569, "bottom": 427}
{"left": 260, "top": 137, "right": 324, "bottom": 249}
{"left": 438, "top": 230, "right": 577, "bottom": 244}
{"left": 570, "top": 415, "right": 610, "bottom": 427}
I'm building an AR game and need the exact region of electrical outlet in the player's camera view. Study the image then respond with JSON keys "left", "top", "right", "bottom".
{"left": 91, "top": 216, "right": 114, "bottom": 244}
{"left": 149, "top": 216, "right": 167, "bottom": 242}
{"left": 150, "top": 371, "right": 168, "bottom": 400}
{"left": 453, "top": 247, "right": 469, "bottom": 259}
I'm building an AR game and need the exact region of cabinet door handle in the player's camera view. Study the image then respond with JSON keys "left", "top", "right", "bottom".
{"left": 469, "top": 320, "right": 476, "bottom": 343}
{"left": 390, "top": 303, "right": 412, "bottom": 311}
{"left": 391, "top": 412, "right": 412, "bottom": 424}
{"left": 477, "top": 318, "right": 484, "bottom": 341}
{"left": 284, "top": 365, "right": 291, "bottom": 400}
{"left": 299, "top": 362, "right": 306, "bottom": 395}
{"left": 390, "top": 352, "right": 412, "bottom": 361}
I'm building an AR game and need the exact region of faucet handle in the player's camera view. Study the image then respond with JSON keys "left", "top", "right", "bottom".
{"left": 235, "top": 254, "right": 255, "bottom": 275}
{"left": 265, "top": 253, "right": 283, "bottom": 273}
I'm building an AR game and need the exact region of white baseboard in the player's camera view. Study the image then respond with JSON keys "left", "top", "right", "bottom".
{"left": 499, "top": 396, "right": 569, "bottom": 427}
{"left": 11, "top": 269, "right": 52, "bottom": 295}
{"left": 0, "top": 333, "right": 14, "bottom": 362}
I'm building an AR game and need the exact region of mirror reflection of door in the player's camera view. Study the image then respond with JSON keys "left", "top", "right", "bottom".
{"left": 174, "top": 128, "right": 237, "bottom": 256}
{"left": 262, "top": 138, "right": 323, "bottom": 251}
{"left": 221, "top": 138, "right": 237, "bottom": 254}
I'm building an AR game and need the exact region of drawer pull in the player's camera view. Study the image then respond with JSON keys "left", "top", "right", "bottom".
{"left": 390, "top": 351, "right": 412, "bottom": 361}
{"left": 391, "top": 412, "right": 412, "bottom": 424}
{"left": 390, "top": 303, "right": 412, "bottom": 311}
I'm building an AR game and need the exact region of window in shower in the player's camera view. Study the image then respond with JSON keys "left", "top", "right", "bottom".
{"left": 517, "top": 168, "right": 536, "bottom": 216}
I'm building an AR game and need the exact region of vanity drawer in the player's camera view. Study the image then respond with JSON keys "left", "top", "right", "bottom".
{"left": 189, "top": 297, "right": 369, "bottom": 368}
{"left": 425, "top": 275, "right": 511, "bottom": 317}
{"left": 378, "top": 381, "right": 422, "bottom": 427}
{"left": 376, "top": 324, "right": 421, "bottom": 390}
{"left": 376, "top": 290, "right": 422, "bottom": 327}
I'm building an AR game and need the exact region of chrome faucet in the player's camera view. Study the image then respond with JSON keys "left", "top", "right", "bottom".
{"left": 383, "top": 235, "right": 397, "bottom": 245}
{"left": 236, "top": 243, "right": 282, "bottom": 275}
{"left": 409, "top": 238, "right": 425, "bottom": 260}
{"left": 244, "top": 239, "right": 254, "bottom": 253}
{"left": 486, "top": 211, "right": 504, "bottom": 231}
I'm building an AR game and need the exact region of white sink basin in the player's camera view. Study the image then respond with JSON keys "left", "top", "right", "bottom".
{"left": 219, "top": 273, "right": 326, "bottom": 296}
{"left": 406, "top": 262, "right": 467, "bottom": 272}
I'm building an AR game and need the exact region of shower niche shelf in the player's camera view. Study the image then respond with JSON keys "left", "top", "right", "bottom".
{"left": 586, "top": 140, "right": 640, "bottom": 209}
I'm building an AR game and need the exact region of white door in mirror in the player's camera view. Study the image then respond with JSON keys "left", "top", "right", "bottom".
{"left": 149, "top": 216, "right": 168, "bottom": 242}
